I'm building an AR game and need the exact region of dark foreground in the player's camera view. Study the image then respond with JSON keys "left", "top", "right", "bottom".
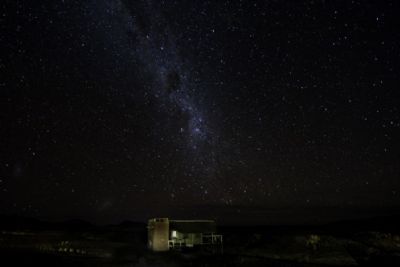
{"left": 1, "top": 215, "right": 400, "bottom": 266}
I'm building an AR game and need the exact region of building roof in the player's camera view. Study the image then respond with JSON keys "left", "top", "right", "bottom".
{"left": 169, "top": 220, "right": 216, "bottom": 233}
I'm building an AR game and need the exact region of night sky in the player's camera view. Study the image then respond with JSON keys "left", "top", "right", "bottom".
{"left": 1, "top": 1, "right": 399, "bottom": 224}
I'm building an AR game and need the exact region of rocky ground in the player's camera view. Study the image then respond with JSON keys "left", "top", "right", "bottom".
{"left": 1, "top": 215, "right": 400, "bottom": 266}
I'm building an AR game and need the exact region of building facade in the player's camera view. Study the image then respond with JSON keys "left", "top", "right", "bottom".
{"left": 147, "top": 218, "right": 223, "bottom": 252}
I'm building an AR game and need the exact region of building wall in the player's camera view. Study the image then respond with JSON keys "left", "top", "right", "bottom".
{"left": 148, "top": 218, "right": 221, "bottom": 251}
{"left": 192, "top": 233, "right": 203, "bottom": 245}
{"left": 185, "top": 233, "right": 202, "bottom": 246}
{"left": 148, "top": 218, "right": 169, "bottom": 251}
{"left": 171, "top": 232, "right": 203, "bottom": 246}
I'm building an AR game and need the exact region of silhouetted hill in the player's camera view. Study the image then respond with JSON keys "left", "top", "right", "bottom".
{"left": 0, "top": 215, "right": 49, "bottom": 230}
{"left": 0, "top": 214, "right": 95, "bottom": 232}
{"left": 115, "top": 220, "right": 146, "bottom": 229}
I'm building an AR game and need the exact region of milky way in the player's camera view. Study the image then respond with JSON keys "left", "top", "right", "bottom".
{"left": 88, "top": 0, "right": 223, "bottom": 200}
{"left": 1, "top": 0, "right": 400, "bottom": 223}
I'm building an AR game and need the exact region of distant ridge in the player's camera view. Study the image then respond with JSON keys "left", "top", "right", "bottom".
{"left": 0, "top": 214, "right": 93, "bottom": 231}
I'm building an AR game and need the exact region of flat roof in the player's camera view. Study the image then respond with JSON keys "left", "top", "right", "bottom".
{"left": 170, "top": 220, "right": 215, "bottom": 223}
{"left": 170, "top": 220, "right": 216, "bottom": 233}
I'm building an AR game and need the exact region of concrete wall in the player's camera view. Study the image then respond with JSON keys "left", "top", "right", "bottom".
{"left": 148, "top": 218, "right": 169, "bottom": 251}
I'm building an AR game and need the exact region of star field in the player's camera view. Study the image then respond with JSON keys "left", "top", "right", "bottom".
{"left": 1, "top": 0, "right": 399, "bottom": 223}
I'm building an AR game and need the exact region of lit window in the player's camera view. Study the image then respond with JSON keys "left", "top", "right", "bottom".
{"left": 171, "top": 230, "right": 177, "bottom": 238}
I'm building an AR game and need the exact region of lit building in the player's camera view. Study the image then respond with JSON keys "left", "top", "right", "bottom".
{"left": 147, "top": 218, "right": 223, "bottom": 252}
